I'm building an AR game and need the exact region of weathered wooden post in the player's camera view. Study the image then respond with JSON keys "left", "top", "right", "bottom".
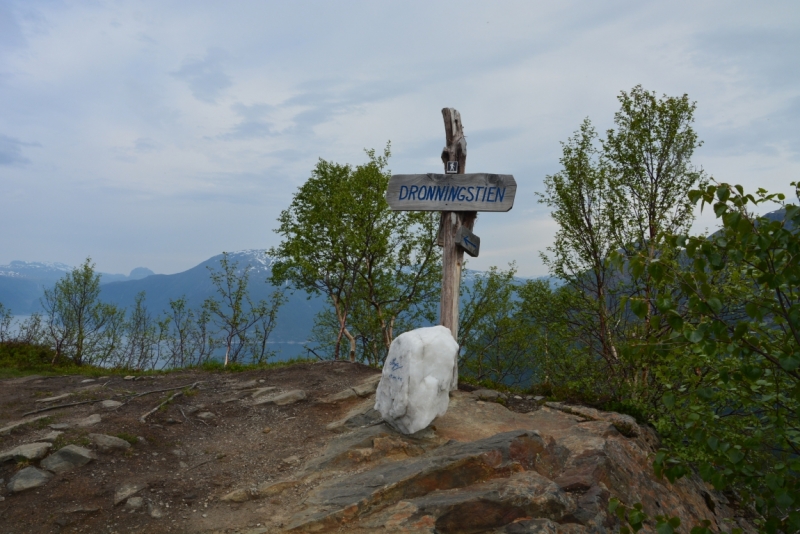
{"left": 438, "top": 108, "right": 474, "bottom": 340}
{"left": 385, "top": 108, "right": 516, "bottom": 341}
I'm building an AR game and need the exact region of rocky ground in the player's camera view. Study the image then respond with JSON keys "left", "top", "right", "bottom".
{"left": 0, "top": 362, "right": 752, "bottom": 534}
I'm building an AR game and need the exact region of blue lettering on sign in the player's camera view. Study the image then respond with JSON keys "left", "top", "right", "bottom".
{"left": 463, "top": 236, "right": 477, "bottom": 249}
{"left": 397, "top": 184, "right": 508, "bottom": 204}
{"left": 389, "top": 358, "right": 402, "bottom": 372}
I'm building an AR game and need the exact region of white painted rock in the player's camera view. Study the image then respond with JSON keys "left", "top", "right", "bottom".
{"left": 374, "top": 326, "right": 459, "bottom": 434}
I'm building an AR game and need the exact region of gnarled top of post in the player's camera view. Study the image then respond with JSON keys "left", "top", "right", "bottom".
{"left": 441, "top": 108, "right": 466, "bottom": 172}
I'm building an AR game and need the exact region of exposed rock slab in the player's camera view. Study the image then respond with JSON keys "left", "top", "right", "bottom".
{"left": 254, "top": 389, "right": 307, "bottom": 406}
{"left": 7, "top": 467, "right": 53, "bottom": 493}
{"left": 75, "top": 413, "right": 102, "bottom": 427}
{"left": 99, "top": 399, "right": 123, "bottom": 409}
{"left": 0, "top": 415, "right": 51, "bottom": 436}
{"left": 35, "top": 392, "right": 72, "bottom": 403}
{"left": 41, "top": 444, "right": 97, "bottom": 473}
{"left": 270, "top": 392, "right": 748, "bottom": 534}
{"left": 288, "top": 430, "right": 562, "bottom": 531}
{"left": 0, "top": 442, "right": 52, "bottom": 463}
{"left": 251, "top": 386, "right": 278, "bottom": 399}
{"left": 89, "top": 433, "right": 131, "bottom": 452}
{"left": 40, "top": 430, "right": 63, "bottom": 442}
{"left": 115, "top": 482, "right": 147, "bottom": 505}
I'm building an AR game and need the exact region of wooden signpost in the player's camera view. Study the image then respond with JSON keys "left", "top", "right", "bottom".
{"left": 385, "top": 108, "right": 516, "bottom": 340}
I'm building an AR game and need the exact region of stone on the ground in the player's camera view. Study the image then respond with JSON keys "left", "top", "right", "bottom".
{"left": 282, "top": 455, "right": 301, "bottom": 466}
{"left": 196, "top": 412, "right": 216, "bottom": 420}
{"left": 374, "top": 325, "right": 459, "bottom": 435}
{"left": 0, "top": 442, "right": 52, "bottom": 463}
{"left": 80, "top": 378, "right": 96, "bottom": 383}
{"left": 472, "top": 389, "right": 504, "bottom": 401}
{"left": 351, "top": 374, "right": 382, "bottom": 397}
{"left": 254, "top": 389, "right": 306, "bottom": 406}
{"left": 251, "top": 386, "right": 278, "bottom": 399}
{"left": 115, "top": 482, "right": 147, "bottom": 505}
{"left": 35, "top": 393, "right": 72, "bottom": 403}
{"left": 49, "top": 423, "right": 71, "bottom": 430}
{"left": 89, "top": 433, "right": 131, "bottom": 452}
{"left": 318, "top": 388, "right": 357, "bottom": 404}
{"left": 7, "top": 467, "right": 53, "bottom": 493}
{"left": 148, "top": 502, "right": 164, "bottom": 518}
{"left": 125, "top": 496, "right": 144, "bottom": 509}
{"left": 232, "top": 379, "right": 259, "bottom": 390}
{"left": 221, "top": 488, "right": 250, "bottom": 502}
{"left": 124, "top": 375, "right": 136, "bottom": 380}
{"left": 75, "top": 414, "right": 102, "bottom": 427}
{"left": 40, "top": 430, "right": 63, "bottom": 442}
{"left": 41, "top": 444, "right": 97, "bottom": 474}
{"left": 100, "top": 399, "right": 123, "bottom": 409}
{"left": 0, "top": 415, "right": 51, "bottom": 436}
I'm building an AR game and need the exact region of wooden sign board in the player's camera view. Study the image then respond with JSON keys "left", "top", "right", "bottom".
{"left": 386, "top": 173, "right": 516, "bottom": 212}
{"left": 456, "top": 226, "right": 480, "bottom": 257}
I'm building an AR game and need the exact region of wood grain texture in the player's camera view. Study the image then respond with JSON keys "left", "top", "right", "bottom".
{"left": 439, "top": 107, "right": 472, "bottom": 342}
{"left": 386, "top": 173, "right": 517, "bottom": 212}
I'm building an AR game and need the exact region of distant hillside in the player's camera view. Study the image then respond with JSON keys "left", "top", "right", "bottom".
{"left": 0, "top": 261, "right": 155, "bottom": 314}
{"left": 2, "top": 249, "right": 558, "bottom": 360}
{"left": 98, "top": 250, "right": 324, "bottom": 348}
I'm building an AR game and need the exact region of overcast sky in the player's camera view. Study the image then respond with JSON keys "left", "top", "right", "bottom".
{"left": 1, "top": 1, "right": 798, "bottom": 277}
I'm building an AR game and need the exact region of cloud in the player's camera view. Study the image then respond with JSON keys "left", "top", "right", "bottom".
{"left": 134, "top": 138, "right": 160, "bottom": 153}
{"left": 218, "top": 103, "right": 276, "bottom": 140}
{"left": 0, "top": 134, "right": 40, "bottom": 166}
{"left": 0, "top": 3, "right": 26, "bottom": 51}
{"left": 171, "top": 48, "right": 232, "bottom": 104}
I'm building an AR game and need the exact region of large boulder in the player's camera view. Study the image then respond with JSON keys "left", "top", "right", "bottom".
{"left": 374, "top": 325, "right": 459, "bottom": 434}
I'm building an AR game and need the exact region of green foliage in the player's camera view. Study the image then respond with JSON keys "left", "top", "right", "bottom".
{"left": 204, "top": 252, "right": 285, "bottom": 366}
{"left": 608, "top": 498, "right": 708, "bottom": 534}
{"left": 115, "top": 433, "right": 138, "bottom": 445}
{"left": 0, "top": 340, "right": 67, "bottom": 374}
{"left": 637, "top": 182, "right": 800, "bottom": 533}
{"left": 270, "top": 144, "right": 440, "bottom": 365}
{"left": 539, "top": 85, "right": 707, "bottom": 404}
{"left": 41, "top": 257, "right": 125, "bottom": 366}
{"left": 459, "top": 264, "right": 533, "bottom": 387}
{"left": 162, "top": 296, "right": 213, "bottom": 368}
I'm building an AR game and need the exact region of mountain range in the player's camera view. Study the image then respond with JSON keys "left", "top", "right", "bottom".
{"left": 1, "top": 250, "right": 552, "bottom": 360}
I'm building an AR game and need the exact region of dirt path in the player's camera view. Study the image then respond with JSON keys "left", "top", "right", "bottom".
{"left": 0, "top": 361, "right": 378, "bottom": 534}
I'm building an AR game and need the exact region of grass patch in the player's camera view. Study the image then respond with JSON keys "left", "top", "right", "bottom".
{"left": 193, "top": 357, "right": 314, "bottom": 373}
{"left": 34, "top": 416, "right": 56, "bottom": 429}
{"left": 115, "top": 432, "right": 138, "bottom": 446}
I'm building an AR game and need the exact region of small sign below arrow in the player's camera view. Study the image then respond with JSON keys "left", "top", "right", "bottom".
{"left": 456, "top": 226, "right": 480, "bottom": 257}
